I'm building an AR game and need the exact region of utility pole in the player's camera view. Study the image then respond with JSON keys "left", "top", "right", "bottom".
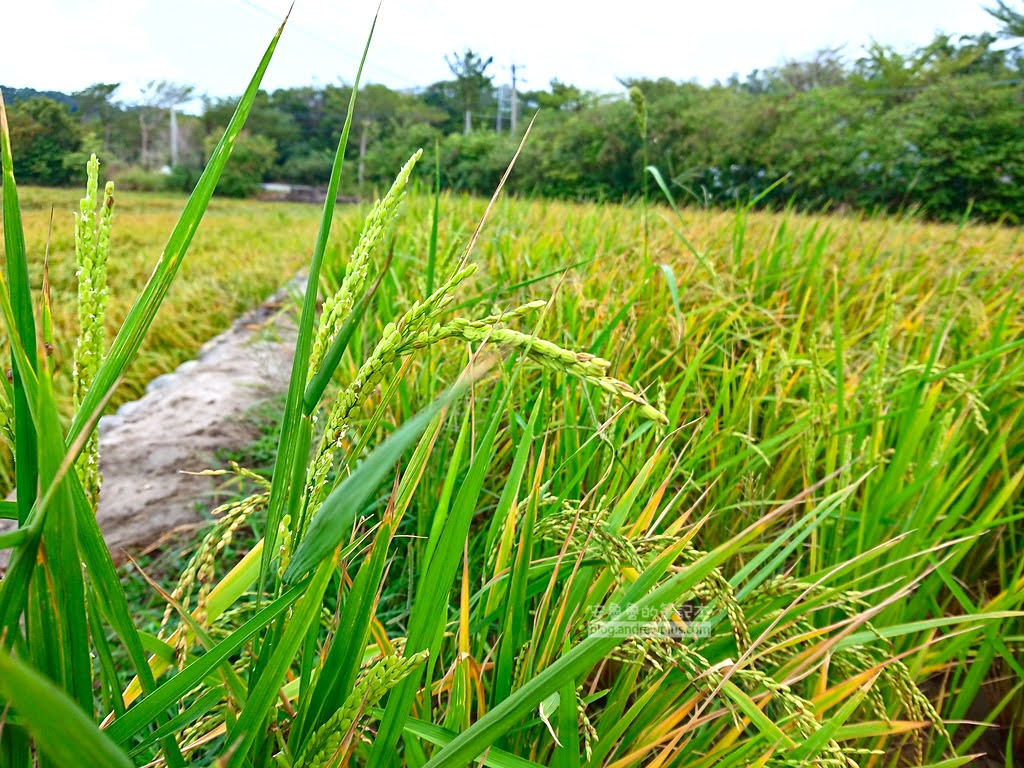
{"left": 496, "top": 85, "right": 504, "bottom": 132}
{"left": 510, "top": 64, "right": 525, "bottom": 133}
{"left": 169, "top": 108, "right": 179, "bottom": 167}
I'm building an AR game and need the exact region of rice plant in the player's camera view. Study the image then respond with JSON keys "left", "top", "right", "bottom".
{"left": 1, "top": 10, "right": 1021, "bottom": 768}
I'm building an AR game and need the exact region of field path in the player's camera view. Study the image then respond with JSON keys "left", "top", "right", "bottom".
{"left": 92, "top": 278, "right": 300, "bottom": 560}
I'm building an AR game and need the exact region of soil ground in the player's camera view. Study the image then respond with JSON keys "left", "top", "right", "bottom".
{"left": 0, "top": 280, "right": 300, "bottom": 566}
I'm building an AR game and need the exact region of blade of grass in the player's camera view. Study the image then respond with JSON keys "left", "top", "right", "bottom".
{"left": 291, "top": 407, "right": 448, "bottom": 748}
{"left": 223, "top": 560, "right": 335, "bottom": 768}
{"left": 0, "top": 90, "right": 39, "bottom": 525}
{"left": 398, "top": 714, "right": 547, "bottom": 768}
{"left": 0, "top": 650, "right": 132, "bottom": 768}
{"left": 421, "top": 498, "right": 803, "bottom": 768}
{"left": 368, "top": 380, "right": 507, "bottom": 766}
{"left": 104, "top": 582, "right": 305, "bottom": 746}
{"left": 284, "top": 375, "right": 470, "bottom": 583}
{"left": 33, "top": 353, "right": 92, "bottom": 712}
{"left": 65, "top": 11, "right": 291, "bottom": 450}
{"left": 258, "top": 7, "right": 376, "bottom": 604}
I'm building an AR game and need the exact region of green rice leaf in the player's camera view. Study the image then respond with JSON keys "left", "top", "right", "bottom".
{"left": 66, "top": 13, "right": 290, "bottom": 451}
{"left": 719, "top": 679, "right": 795, "bottom": 749}
{"left": 223, "top": 560, "right": 335, "bottom": 768}
{"left": 398, "top": 714, "right": 547, "bottom": 768}
{"left": 284, "top": 377, "right": 467, "bottom": 583}
{"left": 0, "top": 91, "right": 39, "bottom": 524}
{"left": 368, "top": 384, "right": 504, "bottom": 766}
{"left": 259, "top": 10, "right": 377, "bottom": 597}
{"left": 292, "top": 407, "right": 447, "bottom": 749}
{"left": 0, "top": 651, "right": 132, "bottom": 768}
{"left": 105, "top": 583, "right": 304, "bottom": 746}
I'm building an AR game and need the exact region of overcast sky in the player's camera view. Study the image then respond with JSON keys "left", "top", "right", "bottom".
{"left": 3, "top": 0, "right": 1005, "bottom": 107}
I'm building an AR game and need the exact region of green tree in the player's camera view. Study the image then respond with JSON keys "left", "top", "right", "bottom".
{"left": 138, "top": 80, "right": 194, "bottom": 168}
{"left": 269, "top": 86, "right": 327, "bottom": 155}
{"left": 361, "top": 121, "right": 440, "bottom": 190}
{"left": 72, "top": 83, "right": 120, "bottom": 151}
{"left": 866, "top": 75, "right": 1024, "bottom": 221}
{"left": 987, "top": 1, "right": 1024, "bottom": 37}
{"left": 420, "top": 80, "right": 463, "bottom": 134}
{"left": 445, "top": 49, "right": 494, "bottom": 134}
{"left": 202, "top": 91, "right": 299, "bottom": 168}
{"left": 536, "top": 79, "right": 590, "bottom": 112}
{"left": 852, "top": 34, "right": 1017, "bottom": 105}
{"left": 514, "top": 100, "right": 641, "bottom": 199}
{"left": 353, "top": 84, "right": 445, "bottom": 187}
{"left": 762, "top": 87, "right": 870, "bottom": 208}
{"left": 648, "top": 82, "right": 774, "bottom": 204}
{"left": 204, "top": 131, "right": 276, "bottom": 197}
{"left": 5, "top": 97, "right": 83, "bottom": 185}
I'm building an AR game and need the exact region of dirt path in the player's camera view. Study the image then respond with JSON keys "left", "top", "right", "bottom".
{"left": 2, "top": 282, "right": 301, "bottom": 565}
{"left": 89, "top": 279, "right": 301, "bottom": 559}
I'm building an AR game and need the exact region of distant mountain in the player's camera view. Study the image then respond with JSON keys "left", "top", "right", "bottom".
{"left": 0, "top": 86, "right": 76, "bottom": 110}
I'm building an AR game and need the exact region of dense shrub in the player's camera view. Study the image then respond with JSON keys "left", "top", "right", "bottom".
{"left": 278, "top": 148, "right": 335, "bottom": 185}
{"left": 6, "top": 33, "right": 1023, "bottom": 220}
{"left": 4, "top": 97, "right": 82, "bottom": 185}
{"left": 204, "top": 131, "right": 277, "bottom": 197}
{"left": 113, "top": 166, "right": 172, "bottom": 192}
{"left": 871, "top": 76, "right": 1024, "bottom": 221}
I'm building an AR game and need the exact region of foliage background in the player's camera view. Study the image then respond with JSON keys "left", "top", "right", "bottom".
{"left": 3, "top": 28, "right": 1023, "bottom": 221}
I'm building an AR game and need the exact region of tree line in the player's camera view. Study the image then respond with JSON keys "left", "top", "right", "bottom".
{"left": 3, "top": 5, "right": 1023, "bottom": 222}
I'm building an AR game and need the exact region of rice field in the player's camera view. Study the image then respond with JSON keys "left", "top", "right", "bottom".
{"left": 315, "top": 190, "right": 1024, "bottom": 765}
{"left": 3, "top": 162, "right": 1024, "bottom": 766}
{"left": 7, "top": 186, "right": 322, "bottom": 400}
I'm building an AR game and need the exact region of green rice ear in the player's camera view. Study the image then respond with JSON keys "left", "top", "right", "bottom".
{"left": 73, "top": 155, "right": 114, "bottom": 504}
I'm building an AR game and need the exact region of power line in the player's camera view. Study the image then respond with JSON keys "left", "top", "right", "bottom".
{"left": 231, "top": 0, "right": 420, "bottom": 87}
